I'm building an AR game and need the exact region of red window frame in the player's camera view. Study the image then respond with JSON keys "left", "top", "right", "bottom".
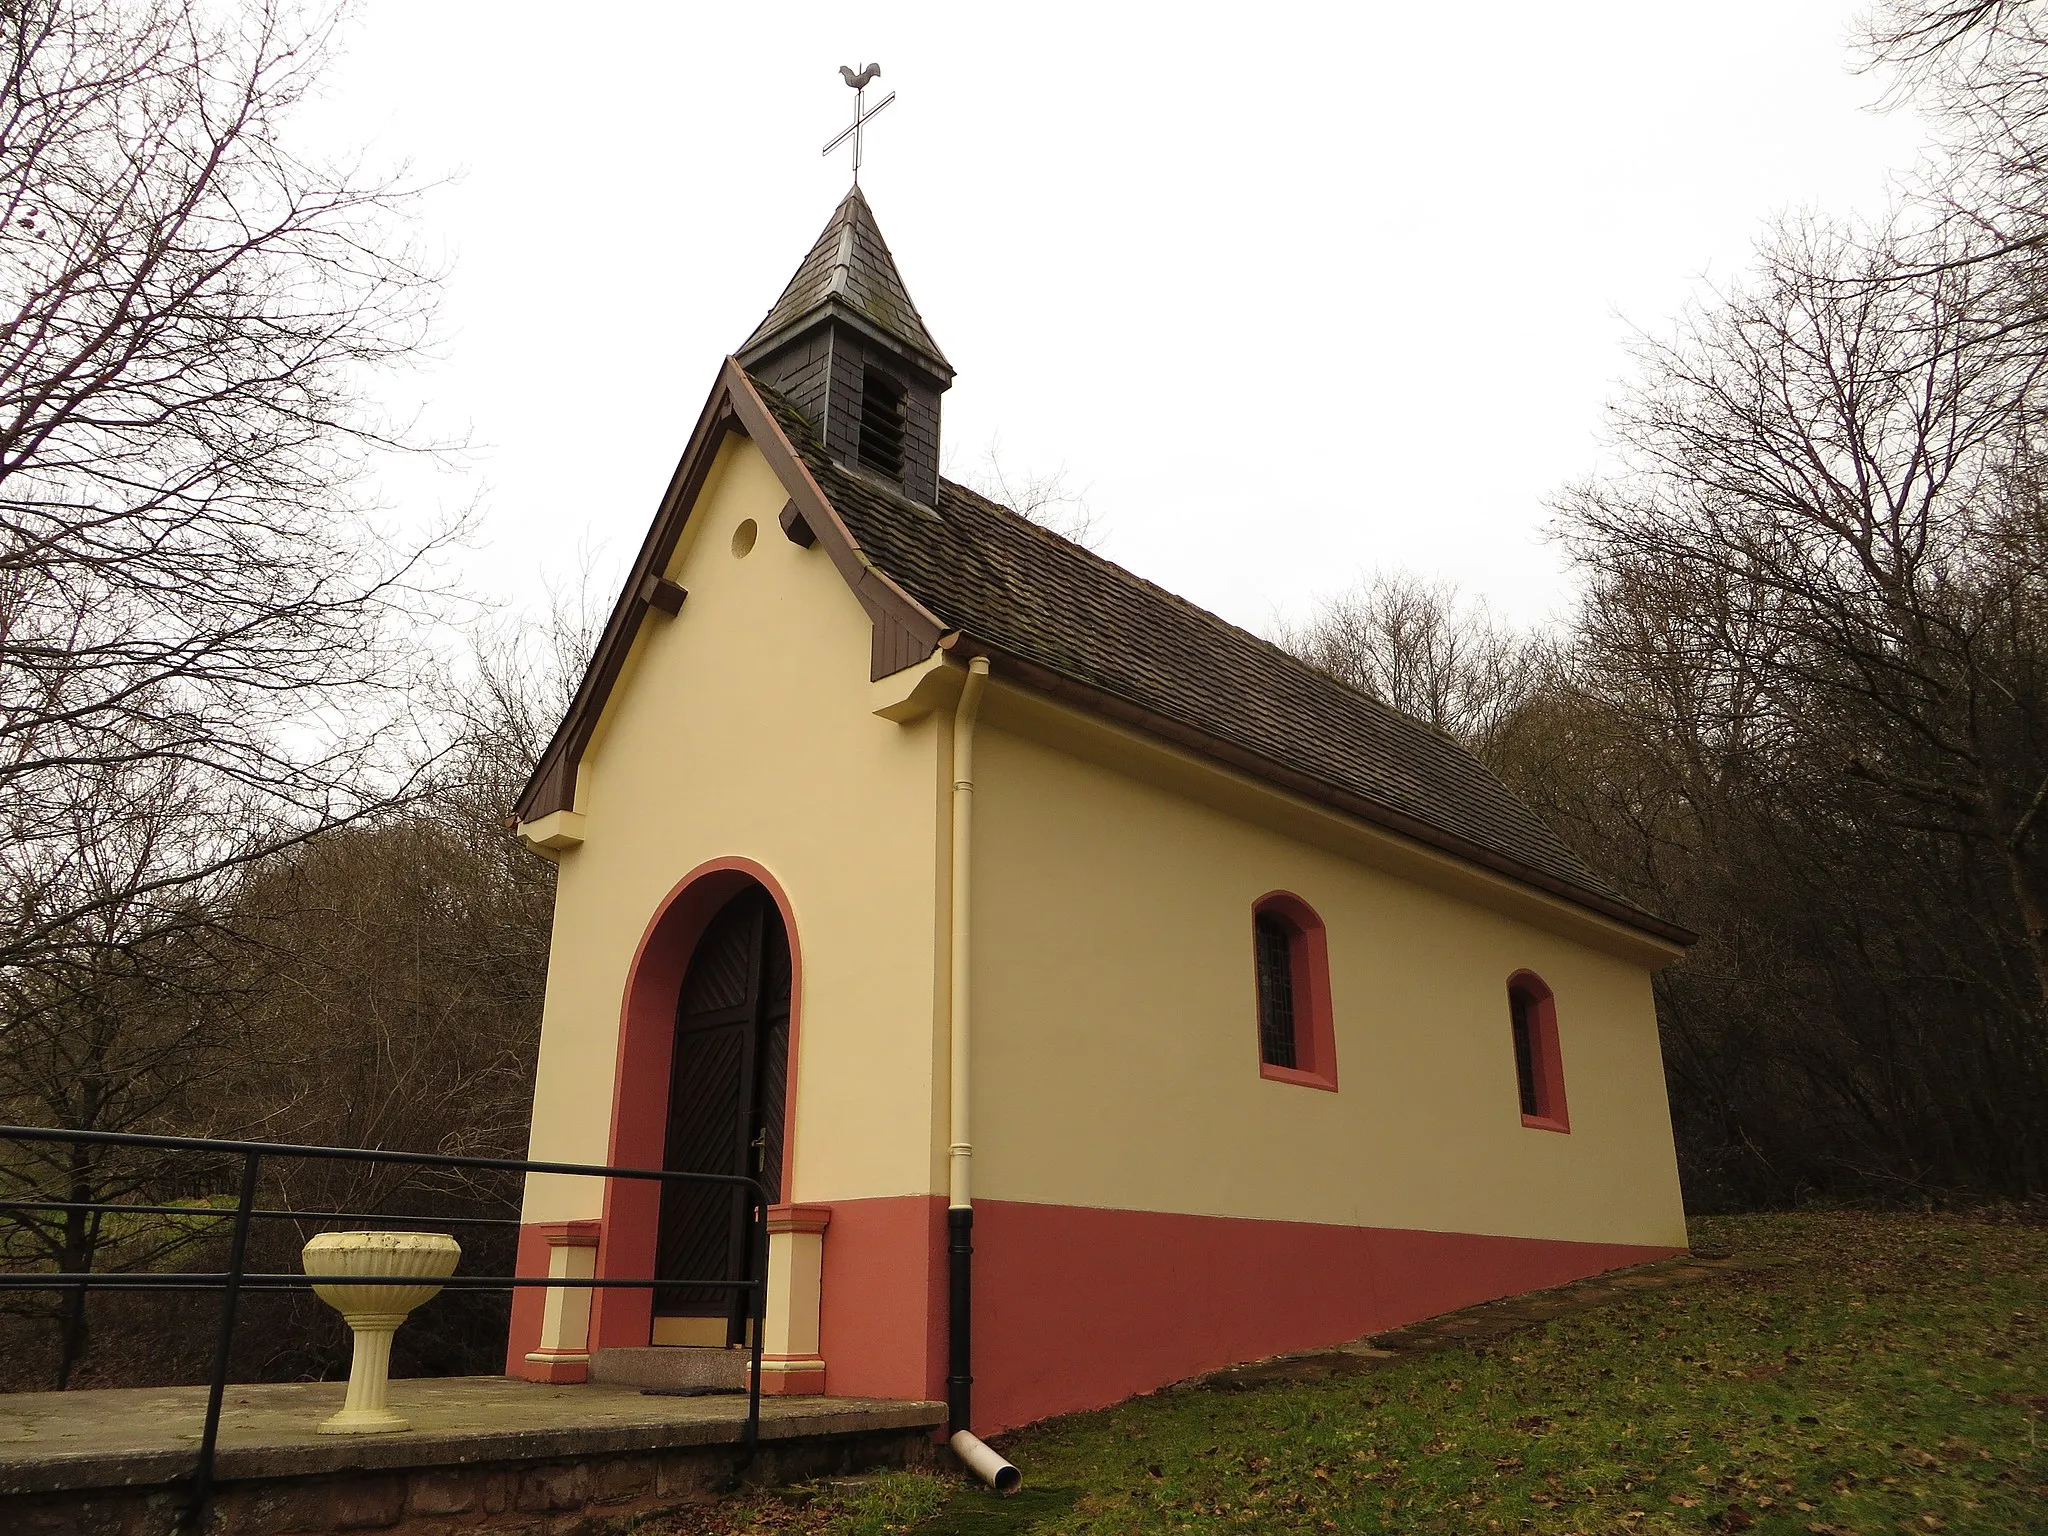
{"left": 1252, "top": 892, "right": 1338, "bottom": 1092}
{"left": 1507, "top": 970, "right": 1569, "bottom": 1132}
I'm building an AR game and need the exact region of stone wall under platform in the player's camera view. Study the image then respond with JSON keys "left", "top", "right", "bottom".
{"left": 0, "top": 1376, "right": 944, "bottom": 1536}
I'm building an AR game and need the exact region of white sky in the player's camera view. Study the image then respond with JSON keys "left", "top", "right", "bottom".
{"left": 315, "top": 1, "right": 1929, "bottom": 638}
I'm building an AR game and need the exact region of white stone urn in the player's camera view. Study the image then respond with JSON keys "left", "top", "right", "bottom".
{"left": 303, "top": 1231, "right": 461, "bottom": 1435}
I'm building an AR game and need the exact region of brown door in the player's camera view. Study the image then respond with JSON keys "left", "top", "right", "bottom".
{"left": 653, "top": 885, "right": 791, "bottom": 1340}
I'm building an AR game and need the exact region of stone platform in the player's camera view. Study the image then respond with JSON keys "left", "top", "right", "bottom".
{"left": 0, "top": 1375, "right": 944, "bottom": 1534}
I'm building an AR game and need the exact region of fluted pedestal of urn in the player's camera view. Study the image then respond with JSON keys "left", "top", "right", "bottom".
{"left": 303, "top": 1231, "right": 461, "bottom": 1434}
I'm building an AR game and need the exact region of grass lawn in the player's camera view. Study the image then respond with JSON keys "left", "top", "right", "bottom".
{"left": 657, "top": 1211, "right": 2045, "bottom": 1536}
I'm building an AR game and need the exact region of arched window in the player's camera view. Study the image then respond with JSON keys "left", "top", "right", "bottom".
{"left": 1507, "top": 971, "right": 1569, "bottom": 1132}
{"left": 1252, "top": 893, "right": 1337, "bottom": 1091}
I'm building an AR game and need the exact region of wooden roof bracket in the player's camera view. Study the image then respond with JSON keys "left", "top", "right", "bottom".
{"left": 638, "top": 574, "right": 688, "bottom": 615}
{"left": 778, "top": 499, "right": 816, "bottom": 548}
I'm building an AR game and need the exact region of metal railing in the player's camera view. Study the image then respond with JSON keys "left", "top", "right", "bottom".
{"left": 0, "top": 1124, "right": 771, "bottom": 1533}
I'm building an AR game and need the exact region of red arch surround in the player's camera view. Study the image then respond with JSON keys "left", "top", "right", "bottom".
{"left": 588, "top": 856, "right": 805, "bottom": 1353}
{"left": 1253, "top": 890, "right": 1338, "bottom": 1092}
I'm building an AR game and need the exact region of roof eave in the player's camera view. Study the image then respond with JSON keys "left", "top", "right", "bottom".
{"left": 938, "top": 632, "right": 1697, "bottom": 953}
{"left": 738, "top": 295, "right": 955, "bottom": 385}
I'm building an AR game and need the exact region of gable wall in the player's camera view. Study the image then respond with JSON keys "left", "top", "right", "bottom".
{"left": 519, "top": 436, "right": 948, "bottom": 1223}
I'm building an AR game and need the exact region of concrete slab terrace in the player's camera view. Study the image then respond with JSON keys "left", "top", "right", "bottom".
{"left": 0, "top": 1376, "right": 945, "bottom": 1535}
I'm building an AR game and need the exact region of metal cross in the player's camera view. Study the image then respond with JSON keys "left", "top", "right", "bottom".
{"left": 823, "top": 63, "right": 895, "bottom": 186}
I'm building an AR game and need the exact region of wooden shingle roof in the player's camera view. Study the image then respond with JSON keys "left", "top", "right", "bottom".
{"left": 748, "top": 378, "right": 1686, "bottom": 942}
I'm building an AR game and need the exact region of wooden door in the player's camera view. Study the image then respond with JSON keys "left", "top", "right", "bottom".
{"left": 653, "top": 885, "right": 791, "bottom": 1338}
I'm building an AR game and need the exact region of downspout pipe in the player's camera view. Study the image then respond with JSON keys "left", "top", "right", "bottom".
{"left": 945, "top": 657, "right": 1018, "bottom": 1493}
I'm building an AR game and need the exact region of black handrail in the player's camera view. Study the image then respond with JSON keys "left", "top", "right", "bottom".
{"left": 0, "top": 1123, "right": 773, "bottom": 1535}
{"left": 3, "top": 1200, "right": 522, "bottom": 1226}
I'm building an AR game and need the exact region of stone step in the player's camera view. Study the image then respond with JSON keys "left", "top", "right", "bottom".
{"left": 587, "top": 1346, "right": 748, "bottom": 1391}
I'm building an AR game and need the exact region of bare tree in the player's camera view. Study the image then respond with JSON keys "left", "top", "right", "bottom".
{"left": 1549, "top": 214, "right": 2048, "bottom": 1200}
{"left": 1857, "top": 2, "right": 2048, "bottom": 329}
{"left": 1560, "top": 217, "right": 2048, "bottom": 1014}
{"left": 0, "top": 0, "right": 457, "bottom": 1383}
{"left": 0, "top": 758, "right": 256, "bottom": 1383}
{"left": 0, "top": 582, "right": 601, "bottom": 1390}
{"left": 1864, "top": 2, "right": 2048, "bottom": 218}
{"left": 443, "top": 575, "right": 605, "bottom": 823}
{"left": 0, "top": 0, "right": 455, "bottom": 984}
{"left": 949, "top": 439, "right": 1104, "bottom": 550}
{"left": 1274, "top": 571, "right": 1548, "bottom": 765}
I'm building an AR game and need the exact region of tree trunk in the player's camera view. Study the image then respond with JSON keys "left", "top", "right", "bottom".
{"left": 2001, "top": 837, "right": 2048, "bottom": 1037}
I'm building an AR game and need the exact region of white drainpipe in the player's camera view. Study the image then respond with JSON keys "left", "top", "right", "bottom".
{"left": 948, "top": 655, "right": 989, "bottom": 1213}
{"left": 943, "top": 656, "right": 1018, "bottom": 1493}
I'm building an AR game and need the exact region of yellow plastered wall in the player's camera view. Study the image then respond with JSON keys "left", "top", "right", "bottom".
{"left": 518, "top": 437, "right": 945, "bottom": 1224}
{"left": 968, "top": 704, "right": 1688, "bottom": 1250}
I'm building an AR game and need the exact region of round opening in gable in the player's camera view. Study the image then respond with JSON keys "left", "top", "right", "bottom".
{"left": 730, "top": 519, "right": 758, "bottom": 558}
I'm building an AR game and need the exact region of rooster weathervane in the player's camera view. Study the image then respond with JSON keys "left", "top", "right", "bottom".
{"left": 824, "top": 64, "right": 894, "bottom": 186}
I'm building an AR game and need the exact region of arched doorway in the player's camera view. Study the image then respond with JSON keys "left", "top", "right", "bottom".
{"left": 653, "top": 883, "right": 792, "bottom": 1345}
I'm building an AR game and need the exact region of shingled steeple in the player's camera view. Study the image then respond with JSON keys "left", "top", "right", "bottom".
{"left": 738, "top": 188, "right": 952, "bottom": 506}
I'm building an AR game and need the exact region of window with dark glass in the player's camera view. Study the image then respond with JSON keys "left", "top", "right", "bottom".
{"left": 857, "top": 368, "right": 906, "bottom": 477}
{"left": 1251, "top": 894, "right": 1335, "bottom": 1088}
{"left": 1506, "top": 972, "right": 1568, "bottom": 1130}
{"left": 1255, "top": 912, "right": 1299, "bottom": 1069}
{"left": 1509, "top": 986, "right": 1540, "bottom": 1116}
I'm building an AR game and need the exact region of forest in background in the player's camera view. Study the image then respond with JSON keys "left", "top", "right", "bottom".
{"left": 3, "top": 0, "right": 2045, "bottom": 1393}
{"left": 1286, "top": 1, "right": 2048, "bottom": 1213}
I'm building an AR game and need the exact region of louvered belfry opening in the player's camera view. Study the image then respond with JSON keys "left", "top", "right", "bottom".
{"left": 1255, "top": 912, "right": 1299, "bottom": 1070}
{"left": 655, "top": 885, "right": 791, "bottom": 1339}
{"left": 857, "top": 367, "right": 907, "bottom": 478}
{"left": 1509, "top": 985, "right": 1541, "bottom": 1117}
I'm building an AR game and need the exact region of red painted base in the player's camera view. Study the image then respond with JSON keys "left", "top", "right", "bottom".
{"left": 964, "top": 1199, "right": 1678, "bottom": 1431}
{"left": 758, "top": 1363, "right": 828, "bottom": 1394}
{"left": 506, "top": 1198, "right": 1679, "bottom": 1433}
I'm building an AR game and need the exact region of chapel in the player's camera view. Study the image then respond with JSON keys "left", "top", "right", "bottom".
{"left": 504, "top": 184, "right": 1693, "bottom": 1435}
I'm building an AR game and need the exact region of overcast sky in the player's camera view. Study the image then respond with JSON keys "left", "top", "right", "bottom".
{"left": 316, "top": 2, "right": 1930, "bottom": 638}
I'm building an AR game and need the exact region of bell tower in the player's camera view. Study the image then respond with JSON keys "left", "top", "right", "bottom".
{"left": 736, "top": 188, "right": 953, "bottom": 507}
